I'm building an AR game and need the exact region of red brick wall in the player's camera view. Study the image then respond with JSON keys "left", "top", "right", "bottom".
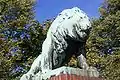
{"left": 49, "top": 74, "right": 103, "bottom": 80}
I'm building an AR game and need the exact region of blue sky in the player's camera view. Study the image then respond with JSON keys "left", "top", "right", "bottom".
{"left": 35, "top": 0, "right": 104, "bottom": 22}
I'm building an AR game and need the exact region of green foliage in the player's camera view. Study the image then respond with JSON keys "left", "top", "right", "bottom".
{"left": 100, "top": 54, "right": 120, "bottom": 80}
{"left": 86, "top": 0, "right": 120, "bottom": 79}
{"left": 18, "top": 21, "right": 45, "bottom": 71}
{"left": 0, "top": 1, "right": 52, "bottom": 79}
{"left": 0, "top": 0, "right": 36, "bottom": 79}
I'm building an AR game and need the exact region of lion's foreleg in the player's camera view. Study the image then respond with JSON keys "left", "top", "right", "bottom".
{"left": 77, "top": 54, "right": 89, "bottom": 70}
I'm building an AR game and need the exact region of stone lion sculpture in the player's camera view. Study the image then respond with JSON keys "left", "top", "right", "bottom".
{"left": 21, "top": 7, "right": 91, "bottom": 80}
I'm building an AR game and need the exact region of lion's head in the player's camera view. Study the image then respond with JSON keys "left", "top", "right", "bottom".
{"left": 52, "top": 7, "right": 91, "bottom": 41}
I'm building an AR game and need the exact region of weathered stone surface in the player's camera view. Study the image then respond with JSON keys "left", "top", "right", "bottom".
{"left": 42, "top": 66, "right": 99, "bottom": 79}
{"left": 20, "top": 7, "right": 92, "bottom": 80}
{"left": 29, "top": 66, "right": 99, "bottom": 80}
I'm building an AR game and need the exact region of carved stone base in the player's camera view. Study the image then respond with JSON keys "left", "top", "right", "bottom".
{"left": 49, "top": 74, "right": 103, "bottom": 80}
{"left": 32, "top": 66, "right": 101, "bottom": 80}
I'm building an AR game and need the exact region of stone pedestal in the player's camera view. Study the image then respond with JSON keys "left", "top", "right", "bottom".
{"left": 49, "top": 74, "right": 102, "bottom": 80}
{"left": 34, "top": 66, "right": 103, "bottom": 80}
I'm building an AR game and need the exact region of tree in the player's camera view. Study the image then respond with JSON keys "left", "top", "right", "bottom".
{"left": 0, "top": 0, "right": 36, "bottom": 79}
{"left": 86, "top": 0, "right": 120, "bottom": 79}
{"left": 18, "top": 21, "right": 45, "bottom": 72}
